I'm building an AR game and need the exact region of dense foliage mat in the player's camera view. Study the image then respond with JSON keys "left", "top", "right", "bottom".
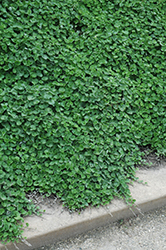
{"left": 0, "top": 0, "right": 166, "bottom": 244}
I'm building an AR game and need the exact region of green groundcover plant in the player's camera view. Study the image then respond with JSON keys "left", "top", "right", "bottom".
{"left": 0, "top": 0, "right": 166, "bottom": 244}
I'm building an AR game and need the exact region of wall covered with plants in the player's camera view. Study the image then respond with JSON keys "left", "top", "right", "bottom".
{"left": 0, "top": 0, "right": 166, "bottom": 243}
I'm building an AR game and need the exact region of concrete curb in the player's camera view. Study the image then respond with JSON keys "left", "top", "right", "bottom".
{"left": 1, "top": 164, "right": 166, "bottom": 250}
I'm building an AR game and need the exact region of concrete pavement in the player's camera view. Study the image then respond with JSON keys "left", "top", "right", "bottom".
{"left": 1, "top": 163, "right": 166, "bottom": 250}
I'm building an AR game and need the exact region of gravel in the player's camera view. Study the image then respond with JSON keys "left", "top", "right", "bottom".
{"left": 34, "top": 205, "right": 166, "bottom": 250}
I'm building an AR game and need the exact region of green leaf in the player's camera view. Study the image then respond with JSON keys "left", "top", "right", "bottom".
{"left": 0, "top": 0, "right": 166, "bottom": 244}
{"left": 0, "top": 208, "right": 5, "bottom": 215}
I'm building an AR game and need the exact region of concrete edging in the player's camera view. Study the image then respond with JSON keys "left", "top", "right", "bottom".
{"left": 1, "top": 164, "right": 166, "bottom": 250}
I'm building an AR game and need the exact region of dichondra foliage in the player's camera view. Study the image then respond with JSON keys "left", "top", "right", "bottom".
{"left": 0, "top": 0, "right": 166, "bottom": 244}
